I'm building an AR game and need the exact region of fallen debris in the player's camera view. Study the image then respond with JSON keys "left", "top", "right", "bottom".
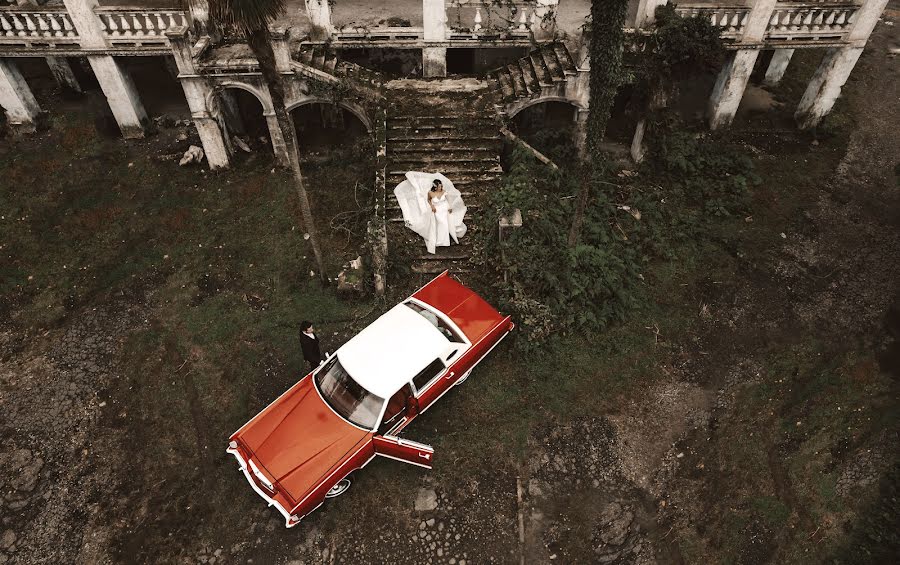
{"left": 179, "top": 145, "right": 205, "bottom": 166}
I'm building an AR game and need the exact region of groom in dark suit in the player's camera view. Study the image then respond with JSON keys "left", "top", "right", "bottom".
{"left": 299, "top": 320, "right": 323, "bottom": 371}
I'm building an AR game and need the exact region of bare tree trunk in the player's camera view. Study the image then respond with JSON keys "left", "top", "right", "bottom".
{"left": 567, "top": 169, "right": 591, "bottom": 247}
{"left": 246, "top": 28, "right": 327, "bottom": 284}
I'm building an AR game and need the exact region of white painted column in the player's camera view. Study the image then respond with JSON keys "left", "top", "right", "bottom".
{"left": 634, "top": 0, "right": 667, "bottom": 29}
{"left": 423, "top": 0, "right": 447, "bottom": 77}
{"left": 46, "top": 56, "right": 83, "bottom": 96}
{"left": 304, "top": 0, "right": 334, "bottom": 41}
{"left": 707, "top": 0, "right": 776, "bottom": 129}
{"left": 795, "top": 0, "right": 890, "bottom": 129}
{"left": 63, "top": 0, "right": 149, "bottom": 138}
{"left": 0, "top": 58, "right": 41, "bottom": 134}
{"left": 165, "top": 26, "right": 230, "bottom": 169}
{"left": 763, "top": 49, "right": 794, "bottom": 86}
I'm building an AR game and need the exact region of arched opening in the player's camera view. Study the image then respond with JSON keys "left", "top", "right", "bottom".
{"left": 290, "top": 101, "right": 370, "bottom": 150}
{"left": 216, "top": 86, "right": 270, "bottom": 157}
{"left": 507, "top": 100, "right": 582, "bottom": 166}
{"left": 288, "top": 101, "right": 375, "bottom": 254}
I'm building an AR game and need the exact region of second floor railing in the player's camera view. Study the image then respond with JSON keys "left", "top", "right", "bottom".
{"left": 0, "top": 7, "right": 78, "bottom": 44}
{"left": 674, "top": 1, "right": 860, "bottom": 41}
{"left": 446, "top": 0, "right": 558, "bottom": 40}
{"left": 95, "top": 8, "right": 189, "bottom": 45}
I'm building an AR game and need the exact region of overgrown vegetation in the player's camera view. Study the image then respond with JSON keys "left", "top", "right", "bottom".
{"left": 474, "top": 125, "right": 757, "bottom": 348}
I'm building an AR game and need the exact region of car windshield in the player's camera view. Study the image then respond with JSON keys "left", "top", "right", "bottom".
{"left": 314, "top": 356, "right": 385, "bottom": 430}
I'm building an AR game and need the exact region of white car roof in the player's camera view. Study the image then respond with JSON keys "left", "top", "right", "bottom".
{"left": 337, "top": 303, "right": 449, "bottom": 399}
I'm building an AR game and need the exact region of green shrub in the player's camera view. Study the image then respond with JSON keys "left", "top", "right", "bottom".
{"left": 473, "top": 124, "right": 756, "bottom": 350}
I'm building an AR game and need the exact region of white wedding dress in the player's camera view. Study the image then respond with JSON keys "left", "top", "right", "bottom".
{"left": 393, "top": 171, "right": 467, "bottom": 254}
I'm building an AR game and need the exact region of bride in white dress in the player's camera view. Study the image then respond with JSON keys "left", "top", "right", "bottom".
{"left": 393, "top": 171, "right": 467, "bottom": 254}
{"left": 428, "top": 180, "right": 452, "bottom": 248}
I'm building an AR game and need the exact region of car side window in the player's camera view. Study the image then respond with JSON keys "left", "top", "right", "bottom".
{"left": 413, "top": 358, "right": 446, "bottom": 393}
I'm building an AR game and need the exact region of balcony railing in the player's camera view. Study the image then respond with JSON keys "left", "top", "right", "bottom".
{"left": 672, "top": 4, "right": 752, "bottom": 39}
{"left": 0, "top": 7, "right": 79, "bottom": 45}
{"left": 766, "top": 2, "right": 859, "bottom": 40}
{"left": 446, "top": 0, "right": 557, "bottom": 40}
{"left": 95, "top": 8, "right": 188, "bottom": 45}
{"left": 673, "top": 1, "right": 860, "bottom": 42}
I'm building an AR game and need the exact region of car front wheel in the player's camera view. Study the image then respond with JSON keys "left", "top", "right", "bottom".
{"left": 325, "top": 477, "right": 351, "bottom": 498}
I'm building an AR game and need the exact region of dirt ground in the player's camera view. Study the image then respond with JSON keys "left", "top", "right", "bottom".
{"left": 2, "top": 8, "right": 899, "bottom": 565}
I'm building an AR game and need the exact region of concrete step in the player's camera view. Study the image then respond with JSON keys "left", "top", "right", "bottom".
{"left": 529, "top": 52, "right": 553, "bottom": 86}
{"left": 387, "top": 130, "right": 501, "bottom": 142}
{"left": 387, "top": 139, "right": 502, "bottom": 151}
{"left": 388, "top": 153, "right": 499, "bottom": 166}
{"left": 493, "top": 70, "right": 515, "bottom": 99}
{"left": 387, "top": 170, "right": 502, "bottom": 183}
{"left": 412, "top": 259, "right": 472, "bottom": 275}
{"left": 540, "top": 46, "right": 566, "bottom": 82}
{"left": 553, "top": 43, "right": 577, "bottom": 75}
{"left": 386, "top": 123, "right": 497, "bottom": 135}
{"left": 518, "top": 58, "right": 541, "bottom": 94}
{"left": 387, "top": 162, "right": 502, "bottom": 174}
{"left": 506, "top": 63, "right": 528, "bottom": 97}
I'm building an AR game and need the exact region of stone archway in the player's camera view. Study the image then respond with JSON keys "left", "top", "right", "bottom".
{"left": 208, "top": 83, "right": 273, "bottom": 158}
{"left": 507, "top": 98, "right": 586, "bottom": 161}
{"left": 506, "top": 95, "right": 587, "bottom": 121}
{"left": 286, "top": 96, "right": 373, "bottom": 134}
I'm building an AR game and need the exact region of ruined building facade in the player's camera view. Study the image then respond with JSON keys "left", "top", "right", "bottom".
{"left": 0, "top": 0, "right": 890, "bottom": 163}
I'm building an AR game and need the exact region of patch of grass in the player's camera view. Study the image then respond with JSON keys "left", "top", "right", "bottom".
{"left": 751, "top": 495, "right": 791, "bottom": 529}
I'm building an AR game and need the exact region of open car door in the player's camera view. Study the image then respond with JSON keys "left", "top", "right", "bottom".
{"left": 373, "top": 435, "right": 434, "bottom": 469}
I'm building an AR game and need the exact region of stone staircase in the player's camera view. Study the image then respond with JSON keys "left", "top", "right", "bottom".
{"left": 487, "top": 41, "right": 577, "bottom": 102}
{"left": 296, "top": 45, "right": 382, "bottom": 94}
{"left": 384, "top": 80, "right": 503, "bottom": 278}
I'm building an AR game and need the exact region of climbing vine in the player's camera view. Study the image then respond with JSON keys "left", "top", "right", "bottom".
{"left": 567, "top": 0, "right": 629, "bottom": 247}
{"left": 634, "top": 5, "right": 725, "bottom": 112}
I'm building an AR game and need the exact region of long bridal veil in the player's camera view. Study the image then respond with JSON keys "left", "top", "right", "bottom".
{"left": 393, "top": 171, "right": 468, "bottom": 254}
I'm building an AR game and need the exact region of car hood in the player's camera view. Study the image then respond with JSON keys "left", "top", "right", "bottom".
{"left": 236, "top": 376, "right": 370, "bottom": 503}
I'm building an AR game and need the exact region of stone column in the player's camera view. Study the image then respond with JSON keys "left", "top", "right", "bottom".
{"left": 265, "top": 113, "right": 290, "bottom": 166}
{"left": 62, "top": 0, "right": 107, "bottom": 49}
{"left": 634, "top": 0, "right": 667, "bottom": 29}
{"left": 795, "top": 0, "right": 889, "bottom": 129}
{"left": 423, "top": 0, "right": 447, "bottom": 77}
{"left": 270, "top": 27, "right": 292, "bottom": 73}
{"left": 86, "top": 56, "right": 150, "bottom": 138}
{"left": 707, "top": 0, "right": 776, "bottom": 129}
{"left": 305, "top": 0, "right": 334, "bottom": 41}
{"left": 423, "top": 48, "right": 447, "bottom": 78}
{"left": 46, "top": 56, "right": 83, "bottom": 96}
{"left": 0, "top": 58, "right": 42, "bottom": 134}
{"left": 63, "top": 0, "right": 150, "bottom": 138}
{"left": 708, "top": 50, "right": 759, "bottom": 129}
{"left": 166, "top": 26, "right": 230, "bottom": 169}
{"left": 763, "top": 49, "right": 794, "bottom": 86}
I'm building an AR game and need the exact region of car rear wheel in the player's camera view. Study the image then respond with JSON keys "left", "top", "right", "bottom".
{"left": 455, "top": 369, "right": 473, "bottom": 385}
{"left": 325, "top": 477, "right": 351, "bottom": 498}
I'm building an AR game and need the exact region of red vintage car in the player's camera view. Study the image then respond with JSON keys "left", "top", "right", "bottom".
{"left": 226, "top": 272, "right": 513, "bottom": 527}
